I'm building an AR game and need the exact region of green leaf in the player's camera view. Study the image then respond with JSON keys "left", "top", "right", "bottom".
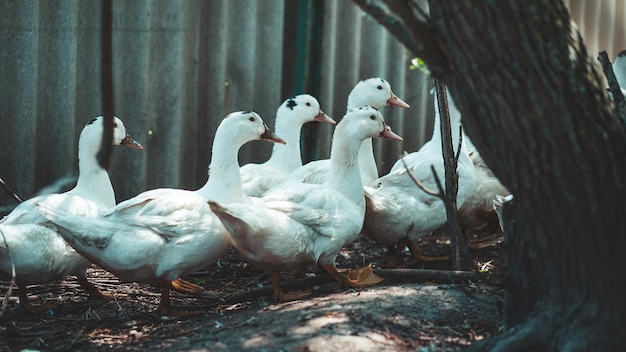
{"left": 410, "top": 57, "right": 431, "bottom": 75}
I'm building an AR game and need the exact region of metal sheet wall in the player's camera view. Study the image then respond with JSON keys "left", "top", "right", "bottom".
{"left": 319, "top": 0, "right": 432, "bottom": 175}
{"left": 0, "top": 0, "right": 622, "bottom": 210}
{"left": 0, "top": 0, "right": 288, "bottom": 207}
{"left": 565, "top": 0, "right": 626, "bottom": 61}
{"left": 0, "top": 0, "right": 429, "bottom": 208}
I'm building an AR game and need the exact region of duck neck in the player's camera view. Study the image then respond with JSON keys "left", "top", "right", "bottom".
{"left": 266, "top": 116, "right": 303, "bottom": 172}
{"left": 347, "top": 95, "right": 380, "bottom": 189}
{"left": 324, "top": 130, "right": 365, "bottom": 210}
{"left": 196, "top": 135, "right": 245, "bottom": 204}
{"left": 357, "top": 138, "right": 378, "bottom": 186}
{"left": 431, "top": 105, "right": 465, "bottom": 154}
{"left": 69, "top": 138, "right": 116, "bottom": 209}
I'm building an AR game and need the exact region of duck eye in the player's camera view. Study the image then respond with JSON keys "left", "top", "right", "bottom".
{"left": 306, "top": 102, "right": 311, "bottom": 106}
{"left": 370, "top": 115, "right": 376, "bottom": 120}
{"left": 377, "top": 85, "right": 383, "bottom": 90}
{"left": 249, "top": 116, "right": 255, "bottom": 122}
{"left": 113, "top": 122, "right": 118, "bottom": 128}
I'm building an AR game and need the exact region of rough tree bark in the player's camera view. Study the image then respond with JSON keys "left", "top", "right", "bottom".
{"left": 353, "top": 0, "right": 626, "bottom": 350}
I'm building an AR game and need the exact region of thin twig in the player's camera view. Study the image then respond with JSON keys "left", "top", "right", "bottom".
{"left": 407, "top": 0, "right": 430, "bottom": 21}
{"left": 429, "top": 167, "right": 503, "bottom": 287}
{"left": 70, "top": 326, "right": 86, "bottom": 346}
{"left": 429, "top": 165, "right": 445, "bottom": 199}
{"left": 373, "top": 268, "right": 478, "bottom": 283}
{"left": 598, "top": 50, "right": 626, "bottom": 128}
{"left": 112, "top": 293, "right": 122, "bottom": 311}
{"left": 223, "top": 269, "right": 481, "bottom": 303}
{"left": 0, "top": 177, "right": 23, "bottom": 203}
{"left": 398, "top": 83, "right": 502, "bottom": 287}
{"left": 454, "top": 125, "right": 463, "bottom": 164}
{"left": 0, "top": 227, "right": 16, "bottom": 316}
{"left": 434, "top": 79, "right": 462, "bottom": 270}
{"left": 351, "top": 0, "right": 420, "bottom": 55}
{"left": 400, "top": 152, "right": 440, "bottom": 196}
{"left": 434, "top": 81, "right": 503, "bottom": 286}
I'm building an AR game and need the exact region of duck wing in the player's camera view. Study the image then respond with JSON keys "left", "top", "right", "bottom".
{"left": 2, "top": 194, "right": 101, "bottom": 225}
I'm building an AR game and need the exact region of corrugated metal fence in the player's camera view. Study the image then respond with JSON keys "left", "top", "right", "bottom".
{"left": 0, "top": 0, "right": 623, "bottom": 209}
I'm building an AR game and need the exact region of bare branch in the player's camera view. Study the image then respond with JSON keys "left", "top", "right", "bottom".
{"left": 98, "top": 0, "right": 115, "bottom": 170}
{"left": 430, "top": 169, "right": 502, "bottom": 287}
{"left": 400, "top": 152, "right": 441, "bottom": 197}
{"left": 429, "top": 164, "right": 445, "bottom": 197}
{"left": 407, "top": 0, "right": 430, "bottom": 20}
{"left": 223, "top": 268, "right": 482, "bottom": 303}
{"left": 434, "top": 79, "right": 463, "bottom": 269}
{"left": 454, "top": 125, "right": 463, "bottom": 164}
{"left": 351, "top": 0, "right": 448, "bottom": 76}
{"left": 373, "top": 268, "right": 480, "bottom": 283}
{"left": 0, "top": 177, "right": 22, "bottom": 203}
{"left": 598, "top": 50, "right": 626, "bottom": 128}
{"left": 0, "top": 228, "right": 16, "bottom": 316}
{"left": 351, "top": 0, "right": 420, "bottom": 54}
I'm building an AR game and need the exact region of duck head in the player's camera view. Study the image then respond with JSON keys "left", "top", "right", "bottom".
{"left": 279, "top": 94, "right": 335, "bottom": 126}
{"left": 347, "top": 78, "right": 411, "bottom": 111}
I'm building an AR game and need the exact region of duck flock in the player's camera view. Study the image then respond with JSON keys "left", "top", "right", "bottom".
{"left": 0, "top": 78, "right": 510, "bottom": 315}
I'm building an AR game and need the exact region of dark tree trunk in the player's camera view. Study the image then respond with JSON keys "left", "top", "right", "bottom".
{"left": 354, "top": 0, "right": 626, "bottom": 350}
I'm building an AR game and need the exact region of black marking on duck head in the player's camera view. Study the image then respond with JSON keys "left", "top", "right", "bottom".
{"left": 286, "top": 98, "right": 297, "bottom": 110}
{"left": 87, "top": 117, "right": 119, "bottom": 128}
{"left": 618, "top": 50, "right": 626, "bottom": 58}
{"left": 225, "top": 111, "right": 253, "bottom": 121}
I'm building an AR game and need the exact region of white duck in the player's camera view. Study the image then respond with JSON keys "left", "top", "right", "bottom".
{"left": 35, "top": 111, "right": 285, "bottom": 314}
{"left": 240, "top": 94, "right": 335, "bottom": 197}
{"left": 209, "top": 106, "right": 403, "bottom": 301}
{"left": 362, "top": 90, "right": 476, "bottom": 262}
{"left": 280, "top": 78, "right": 410, "bottom": 187}
{"left": 457, "top": 149, "right": 511, "bottom": 245}
{"left": 493, "top": 194, "right": 514, "bottom": 232}
{"left": 0, "top": 116, "right": 143, "bottom": 309}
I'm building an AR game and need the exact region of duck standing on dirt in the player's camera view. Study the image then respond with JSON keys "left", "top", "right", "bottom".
{"left": 457, "top": 149, "right": 511, "bottom": 247}
{"left": 209, "top": 106, "right": 403, "bottom": 301}
{"left": 0, "top": 116, "right": 143, "bottom": 310}
{"left": 35, "top": 111, "right": 285, "bottom": 315}
{"left": 362, "top": 90, "right": 476, "bottom": 263}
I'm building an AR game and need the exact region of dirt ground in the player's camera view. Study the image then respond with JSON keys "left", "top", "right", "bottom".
{"left": 0, "top": 230, "right": 504, "bottom": 351}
